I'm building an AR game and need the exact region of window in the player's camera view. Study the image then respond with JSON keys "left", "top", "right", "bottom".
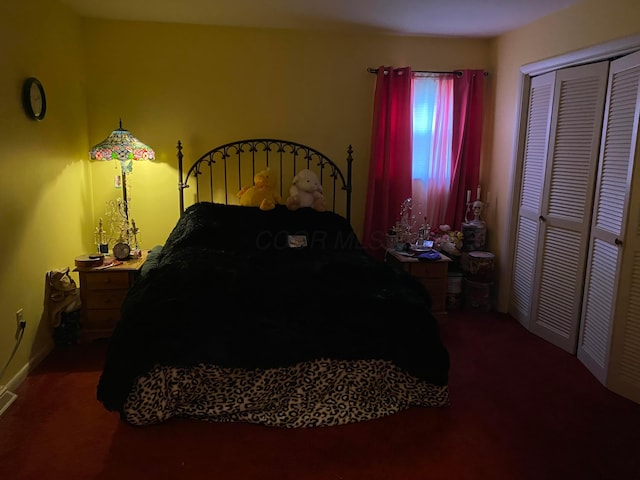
{"left": 363, "top": 67, "right": 482, "bottom": 259}
{"left": 411, "top": 74, "right": 454, "bottom": 227}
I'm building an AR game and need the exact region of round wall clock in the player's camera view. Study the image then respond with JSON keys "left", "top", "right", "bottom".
{"left": 22, "top": 77, "right": 47, "bottom": 121}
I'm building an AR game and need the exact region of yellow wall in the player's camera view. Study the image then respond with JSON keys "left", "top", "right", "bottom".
{"left": 1, "top": 7, "right": 492, "bottom": 390}
{"left": 11, "top": 0, "right": 639, "bottom": 390}
{"left": 490, "top": 0, "right": 640, "bottom": 311}
{"left": 84, "top": 20, "right": 492, "bottom": 246}
{"left": 0, "top": 1, "right": 89, "bottom": 388}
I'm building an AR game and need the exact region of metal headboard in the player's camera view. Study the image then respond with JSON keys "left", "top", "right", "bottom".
{"left": 177, "top": 138, "right": 354, "bottom": 224}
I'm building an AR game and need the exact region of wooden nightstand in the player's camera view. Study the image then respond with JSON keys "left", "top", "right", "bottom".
{"left": 75, "top": 251, "right": 147, "bottom": 343}
{"left": 385, "top": 249, "right": 451, "bottom": 323}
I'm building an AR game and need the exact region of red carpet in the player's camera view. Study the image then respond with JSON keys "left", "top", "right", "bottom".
{"left": 1, "top": 311, "right": 639, "bottom": 480}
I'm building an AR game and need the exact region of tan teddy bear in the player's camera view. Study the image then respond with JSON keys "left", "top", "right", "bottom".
{"left": 285, "top": 168, "right": 326, "bottom": 212}
{"left": 237, "top": 167, "right": 282, "bottom": 211}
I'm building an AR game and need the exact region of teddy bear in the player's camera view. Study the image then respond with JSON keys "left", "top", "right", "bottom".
{"left": 237, "top": 167, "right": 282, "bottom": 211}
{"left": 285, "top": 168, "right": 326, "bottom": 212}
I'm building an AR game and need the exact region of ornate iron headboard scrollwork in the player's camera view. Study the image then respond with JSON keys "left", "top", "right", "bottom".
{"left": 177, "top": 138, "right": 354, "bottom": 223}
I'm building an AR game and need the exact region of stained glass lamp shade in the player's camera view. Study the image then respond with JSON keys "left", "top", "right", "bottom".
{"left": 89, "top": 120, "right": 155, "bottom": 223}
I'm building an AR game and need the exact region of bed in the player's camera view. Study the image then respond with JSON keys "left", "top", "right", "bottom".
{"left": 97, "top": 138, "right": 450, "bottom": 427}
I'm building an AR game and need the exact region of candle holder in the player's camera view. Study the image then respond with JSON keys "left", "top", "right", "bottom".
{"left": 130, "top": 219, "right": 142, "bottom": 257}
{"left": 464, "top": 201, "right": 473, "bottom": 223}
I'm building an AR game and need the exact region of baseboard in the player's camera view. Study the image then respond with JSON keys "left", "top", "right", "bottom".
{"left": 0, "top": 340, "right": 54, "bottom": 415}
{"left": 0, "top": 386, "right": 18, "bottom": 416}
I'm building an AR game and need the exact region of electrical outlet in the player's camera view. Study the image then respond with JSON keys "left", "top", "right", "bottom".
{"left": 15, "top": 308, "right": 25, "bottom": 340}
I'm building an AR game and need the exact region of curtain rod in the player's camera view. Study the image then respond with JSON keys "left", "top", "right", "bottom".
{"left": 367, "top": 67, "right": 489, "bottom": 77}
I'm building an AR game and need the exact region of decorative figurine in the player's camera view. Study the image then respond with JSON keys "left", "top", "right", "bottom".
{"left": 94, "top": 218, "right": 109, "bottom": 254}
{"left": 462, "top": 194, "right": 488, "bottom": 252}
{"left": 470, "top": 200, "right": 486, "bottom": 226}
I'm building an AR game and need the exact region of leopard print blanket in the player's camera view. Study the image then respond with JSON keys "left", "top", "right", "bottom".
{"left": 123, "top": 358, "right": 450, "bottom": 427}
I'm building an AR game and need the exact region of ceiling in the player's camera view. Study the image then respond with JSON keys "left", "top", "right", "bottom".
{"left": 60, "top": 0, "right": 581, "bottom": 38}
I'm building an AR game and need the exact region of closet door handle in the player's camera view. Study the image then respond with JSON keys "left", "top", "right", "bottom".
{"left": 539, "top": 215, "right": 546, "bottom": 222}
{"left": 614, "top": 238, "right": 623, "bottom": 246}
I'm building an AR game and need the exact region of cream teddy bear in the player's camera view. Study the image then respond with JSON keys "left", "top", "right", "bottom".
{"left": 285, "top": 168, "right": 326, "bottom": 212}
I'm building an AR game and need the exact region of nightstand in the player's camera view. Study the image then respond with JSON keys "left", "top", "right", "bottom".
{"left": 75, "top": 251, "right": 147, "bottom": 343}
{"left": 385, "top": 249, "right": 451, "bottom": 323}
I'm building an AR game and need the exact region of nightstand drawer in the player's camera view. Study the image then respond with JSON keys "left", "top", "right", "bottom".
{"left": 85, "top": 289, "right": 128, "bottom": 309}
{"left": 75, "top": 251, "right": 147, "bottom": 343}
{"left": 85, "top": 272, "right": 130, "bottom": 290}
{"left": 385, "top": 249, "right": 450, "bottom": 324}
{"left": 84, "top": 309, "right": 121, "bottom": 330}
{"left": 408, "top": 261, "right": 448, "bottom": 278}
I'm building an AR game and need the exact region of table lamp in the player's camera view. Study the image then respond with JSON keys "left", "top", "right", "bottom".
{"left": 89, "top": 119, "right": 154, "bottom": 252}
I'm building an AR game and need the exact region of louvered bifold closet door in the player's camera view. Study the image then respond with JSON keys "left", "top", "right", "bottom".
{"left": 578, "top": 51, "right": 640, "bottom": 395}
{"left": 509, "top": 72, "right": 555, "bottom": 327}
{"left": 529, "top": 61, "right": 609, "bottom": 354}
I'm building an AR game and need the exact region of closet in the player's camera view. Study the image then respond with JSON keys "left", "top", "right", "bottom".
{"left": 510, "top": 50, "right": 640, "bottom": 404}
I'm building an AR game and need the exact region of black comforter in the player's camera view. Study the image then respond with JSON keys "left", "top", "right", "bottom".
{"left": 97, "top": 203, "right": 450, "bottom": 413}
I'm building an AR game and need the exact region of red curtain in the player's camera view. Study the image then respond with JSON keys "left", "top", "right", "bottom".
{"left": 444, "top": 70, "right": 485, "bottom": 230}
{"left": 362, "top": 66, "right": 413, "bottom": 260}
